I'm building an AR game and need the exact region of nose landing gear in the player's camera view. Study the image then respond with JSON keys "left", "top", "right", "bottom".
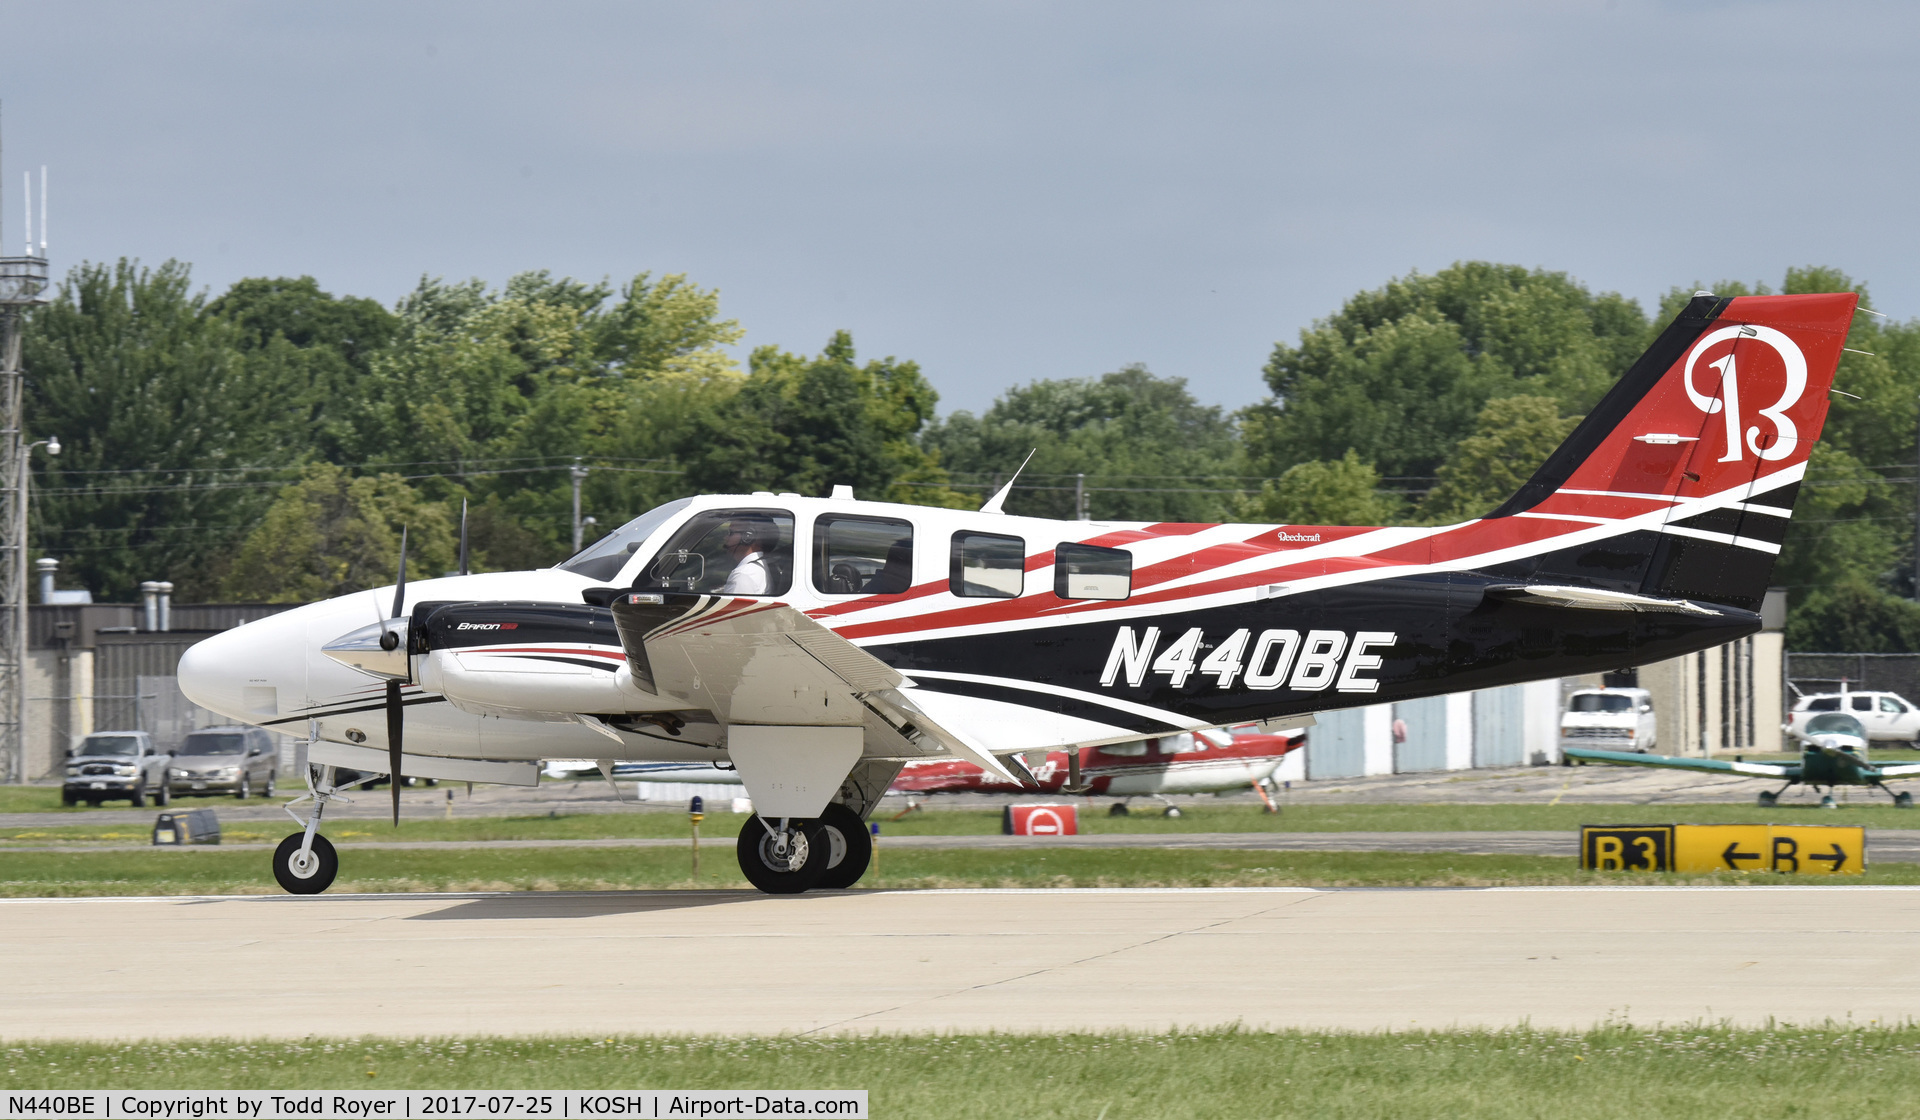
{"left": 271, "top": 762, "right": 371, "bottom": 895}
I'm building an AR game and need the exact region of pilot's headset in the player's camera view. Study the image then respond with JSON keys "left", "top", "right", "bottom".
{"left": 730, "top": 517, "right": 774, "bottom": 550}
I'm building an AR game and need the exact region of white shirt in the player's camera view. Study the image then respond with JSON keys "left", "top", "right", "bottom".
{"left": 721, "top": 550, "right": 770, "bottom": 595}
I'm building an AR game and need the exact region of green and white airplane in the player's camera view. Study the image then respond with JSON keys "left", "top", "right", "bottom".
{"left": 1564, "top": 712, "right": 1920, "bottom": 809}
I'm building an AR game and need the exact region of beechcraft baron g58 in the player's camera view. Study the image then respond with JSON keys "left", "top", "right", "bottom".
{"left": 179, "top": 292, "right": 1860, "bottom": 894}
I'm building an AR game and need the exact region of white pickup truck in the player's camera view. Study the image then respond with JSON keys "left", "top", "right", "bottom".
{"left": 1559, "top": 687, "right": 1657, "bottom": 754}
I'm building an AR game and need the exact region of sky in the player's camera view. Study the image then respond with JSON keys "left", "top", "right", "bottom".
{"left": 1, "top": 1, "right": 1916, "bottom": 415}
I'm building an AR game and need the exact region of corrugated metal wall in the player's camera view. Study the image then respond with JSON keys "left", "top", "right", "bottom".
{"left": 1305, "top": 707, "right": 1368, "bottom": 779}
{"left": 1392, "top": 694, "right": 1449, "bottom": 773}
{"left": 1472, "top": 685, "right": 1527, "bottom": 767}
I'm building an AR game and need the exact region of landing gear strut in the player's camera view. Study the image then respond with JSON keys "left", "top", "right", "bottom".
{"left": 736, "top": 813, "right": 832, "bottom": 894}
{"left": 272, "top": 763, "right": 370, "bottom": 895}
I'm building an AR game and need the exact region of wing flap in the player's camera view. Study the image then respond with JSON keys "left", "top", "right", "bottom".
{"left": 1488, "top": 584, "right": 1719, "bottom": 616}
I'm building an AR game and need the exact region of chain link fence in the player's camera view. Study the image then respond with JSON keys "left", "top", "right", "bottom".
{"left": 1786, "top": 653, "right": 1920, "bottom": 701}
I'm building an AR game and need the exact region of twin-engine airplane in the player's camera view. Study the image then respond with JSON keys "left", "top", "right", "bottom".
{"left": 179, "top": 292, "right": 1859, "bottom": 894}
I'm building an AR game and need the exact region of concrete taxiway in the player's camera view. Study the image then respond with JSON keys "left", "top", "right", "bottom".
{"left": 5, "top": 887, "right": 1919, "bottom": 1038}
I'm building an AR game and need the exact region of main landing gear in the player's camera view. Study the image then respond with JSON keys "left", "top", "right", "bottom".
{"left": 272, "top": 763, "right": 371, "bottom": 895}
{"left": 735, "top": 803, "right": 873, "bottom": 893}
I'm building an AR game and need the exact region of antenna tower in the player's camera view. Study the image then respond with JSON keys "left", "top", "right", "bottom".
{"left": 0, "top": 104, "right": 51, "bottom": 784}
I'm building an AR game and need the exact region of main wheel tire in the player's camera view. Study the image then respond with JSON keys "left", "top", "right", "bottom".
{"left": 736, "top": 814, "right": 831, "bottom": 894}
{"left": 237, "top": 774, "right": 252, "bottom": 800}
{"left": 1896, "top": 791, "right": 1914, "bottom": 809}
{"left": 1109, "top": 802, "right": 1130, "bottom": 817}
{"left": 130, "top": 783, "right": 147, "bottom": 808}
{"left": 814, "top": 804, "right": 873, "bottom": 890}
{"left": 1163, "top": 806, "right": 1182, "bottom": 818}
{"left": 1757, "top": 791, "right": 1778, "bottom": 807}
{"left": 273, "top": 833, "right": 338, "bottom": 895}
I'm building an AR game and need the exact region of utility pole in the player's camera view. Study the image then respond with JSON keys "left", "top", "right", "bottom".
{"left": 1913, "top": 401, "right": 1919, "bottom": 600}
{"left": 0, "top": 103, "right": 50, "bottom": 784}
{"left": 1075, "top": 473, "right": 1087, "bottom": 521}
{"left": 570, "top": 458, "right": 589, "bottom": 553}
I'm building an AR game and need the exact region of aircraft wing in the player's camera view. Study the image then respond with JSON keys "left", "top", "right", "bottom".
{"left": 1869, "top": 762, "right": 1920, "bottom": 779}
{"left": 1563, "top": 746, "right": 1798, "bottom": 778}
{"left": 608, "top": 592, "right": 1023, "bottom": 782}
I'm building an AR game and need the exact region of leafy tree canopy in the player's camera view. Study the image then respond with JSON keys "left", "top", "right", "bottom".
{"left": 1240, "top": 449, "right": 1402, "bottom": 526}
{"left": 1421, "top": 396, "right": 1580, "bottom": 524}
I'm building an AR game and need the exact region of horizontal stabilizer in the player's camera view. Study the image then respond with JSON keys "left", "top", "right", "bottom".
{"left": 1564, "top": 746, "right": 1794, "bottom": 778}
{"left": 1488, "top": 584, "right": 1719, "bottom": 616}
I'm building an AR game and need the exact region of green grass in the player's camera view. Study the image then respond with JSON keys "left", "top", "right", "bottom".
{"left": 5, "top": 1028, "right": 1920, "bottom": 1118}
{"left": 0, "top": 845, "right": 1916, "bottom": 896}
{"left": 7, "top": 798, "right": 1920, "bottom": 846}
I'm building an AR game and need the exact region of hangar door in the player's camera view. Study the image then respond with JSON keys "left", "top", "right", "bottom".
{"left": 1472, "top": 685, "right": 1527, "bottom": 767}
{"left": 1392, "top": 695, "right": 1449, "bottom": 773}
{"left": 1305, "top": 707, "right": 1367, "bottom": 779}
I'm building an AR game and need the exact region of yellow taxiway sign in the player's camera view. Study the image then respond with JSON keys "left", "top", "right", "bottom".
{"left": 1581, "top": 824, "right": 1864, "bottom": 875}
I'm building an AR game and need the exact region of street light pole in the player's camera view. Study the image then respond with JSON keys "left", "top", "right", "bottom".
{"left": 10, "top": 434, "right": 53, "bottom": 783}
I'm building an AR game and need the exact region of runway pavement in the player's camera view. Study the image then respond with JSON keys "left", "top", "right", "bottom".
{"left": 4, "top": 886, "right": 1920, "bottom": 1038}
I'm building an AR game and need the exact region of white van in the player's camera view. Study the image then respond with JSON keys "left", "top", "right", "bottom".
{"left": 1559, "top": 687, "right": 1657, "bottom": 754}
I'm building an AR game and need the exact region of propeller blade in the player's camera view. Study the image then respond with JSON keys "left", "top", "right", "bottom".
{"left": 387, "top": 529, "right": 409, "bottom": 825}
{"left": 386, "top": 679, "right": 404, "bottom": 826}
{"left": 390, "top": 527, "right": 409, "bottom": 620}
{"left": 457, "top": 501, "right": 470, "bottom": 576}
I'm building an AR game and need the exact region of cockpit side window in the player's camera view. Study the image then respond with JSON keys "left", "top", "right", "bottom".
{"left": 638, "top": 508, "right": 794, "bottom": 596}
{"left": 814, "top": 516, "right": 915, "bottom": 596}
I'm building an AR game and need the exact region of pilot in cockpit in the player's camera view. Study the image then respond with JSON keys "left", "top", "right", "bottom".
{"left": 719, "top": 515, "right": 781, "bottom": 595}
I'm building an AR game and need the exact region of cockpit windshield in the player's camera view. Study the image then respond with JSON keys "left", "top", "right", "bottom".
{"left": 1804, "top": 712, "right": 1867, "bottom": 739}
{"left": 556, "top": 499, "right": 693, "bottom": 582}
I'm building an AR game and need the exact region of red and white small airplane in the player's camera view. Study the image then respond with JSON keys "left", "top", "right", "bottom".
{"left": 889, "top": 726, "right": 1305, "bottom": 810}
{"left": 177, "top": 292, "right": 1857, "bottom": 894}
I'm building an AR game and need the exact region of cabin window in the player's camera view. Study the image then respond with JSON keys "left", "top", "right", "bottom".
{"left": 1097, "top": 742, "right": 1148, "bottom": 757}
{"left": 640, "top": 508, "right": 794, "bottom": 596}
{"left": 1054, "top": 543, "right": 1131, "bottom": 601}
{"left": 950, "top": 532, "right": 1025, "bottom": 598}
{"left": 1161, "top": 733, "right": 1204, "bottom": 754}
{"left": 814, "top": 515, "right": 915, "bottom": 596}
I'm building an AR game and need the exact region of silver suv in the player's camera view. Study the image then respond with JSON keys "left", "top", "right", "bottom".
{"left": 167, "top": 726, "right": 280, "bottom": 799}
{"left": 63, "top": 731, "right": 171, "bottom": 807}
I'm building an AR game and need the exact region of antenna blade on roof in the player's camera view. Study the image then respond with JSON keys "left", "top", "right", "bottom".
{"left": 980, "top": 448, "right": 1037, "bottom": 515}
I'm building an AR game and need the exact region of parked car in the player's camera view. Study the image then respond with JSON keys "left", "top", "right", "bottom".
{"left": 62, "top": 731, "right": 170, "bottom": 807}
{"left": 1559, "top": 687, "right": 1657, "bottom": 753}
{"left": 1786, "top": 691, "right": 1920, "bottom": 747}
{"left": 166, "top": 726, "right": 280, "bottom": 799}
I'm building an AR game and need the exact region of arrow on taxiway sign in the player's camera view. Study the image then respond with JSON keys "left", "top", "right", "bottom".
{"left": 1809, "top": 844, "right": 1849, "bottom": 872}
{"left": 1722, "top": 842, "right": 1761, "bottom": 869}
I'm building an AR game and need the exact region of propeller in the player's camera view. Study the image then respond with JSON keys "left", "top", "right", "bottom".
{"left": 386, "top": 527, "right": 408, "bottom": 826}
{"left": 457, "top": 499, "right": 469, "bottom": 577}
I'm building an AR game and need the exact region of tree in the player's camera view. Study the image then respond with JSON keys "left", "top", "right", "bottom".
{"left": 1421, "top": 396, "right": 1579, "bottom": 523}
{"left": 1240, "top": 449, "right": 1403, "bottom": 526}
{"left": 681, "top": 331, "right": 963, "bottom": 506}
{"left": 1244, "top": 262, "right": 1647, "bottom": 481}
{"left": 1785, "top": 579, "right": 1920, "bottom": 653}
{"left": 23, "top": 260, "right": 312, "bottom": 600}
{"left": 221, "top": 464, "right": 455, "bottom": 602}
{"left": 923, "top": 365, "right": 1241, "bottom": 521}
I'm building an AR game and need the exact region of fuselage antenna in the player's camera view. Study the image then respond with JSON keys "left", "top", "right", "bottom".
{"left": 979, "top": 448, "right": 1037, "bottom": 514}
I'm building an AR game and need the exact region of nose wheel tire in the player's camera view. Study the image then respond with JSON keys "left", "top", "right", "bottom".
{"left": 814, "top": 803, "right": 873, "bottom": 890}
{"left": 273, "top": 833, "right": 338, "bottom": 895}
{"left": 736, "top": 814, "right": 830, "bottom": 894}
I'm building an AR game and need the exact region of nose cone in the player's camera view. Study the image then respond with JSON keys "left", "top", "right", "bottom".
{"left": 177, "top": 628, "right": 254, "bottom": 722}
{"left": 322, "top": 619, "right": 411, "bottom": 680}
